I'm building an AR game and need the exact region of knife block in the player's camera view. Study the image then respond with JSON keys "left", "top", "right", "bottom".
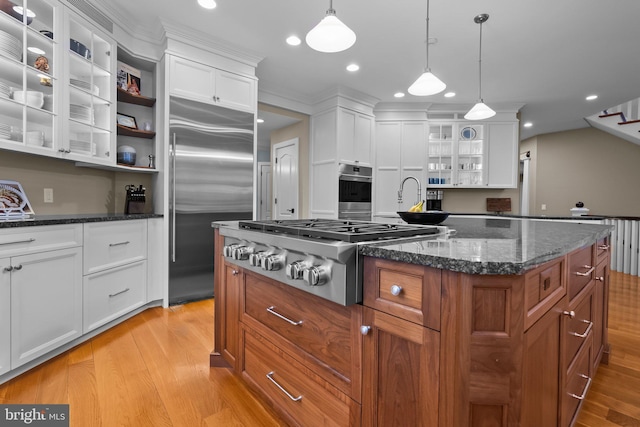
{"left": 125, "top": 185, "right": 146, "bottom": 214}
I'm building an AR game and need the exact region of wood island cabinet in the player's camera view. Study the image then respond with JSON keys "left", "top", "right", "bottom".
{"left": 212, "top": 226, "right": 610, "bottom": 426}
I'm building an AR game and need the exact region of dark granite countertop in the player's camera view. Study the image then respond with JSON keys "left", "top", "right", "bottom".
{"left": 359, "top": 217, "right": 613, "bottom": 275}
{"left": 0, "top": 213, "right": 163, "bottom": 229}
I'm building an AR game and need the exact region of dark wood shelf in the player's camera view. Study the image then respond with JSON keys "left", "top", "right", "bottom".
{"left": 117, "top": 87, "right": 156, "bottom": 107}
{"left": 117, "top": 124, "right": 156, "bottom": 139}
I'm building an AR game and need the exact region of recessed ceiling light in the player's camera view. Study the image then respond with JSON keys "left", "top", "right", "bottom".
{"left": 197, "top": 0, "right": 217, "bottom": 10}
{"left": 394, "top": 92, "right": 405, "bottom": 98}
{"left": 586, "top": 94, "right": 598, "bottom": 101}
{"left": 346, "top": 63, "right": 359, "bottom": 72}
{"left": 286, "top": 36, "right": 301, "bottom": 46}
{"left": 523, "top": 122, "right": 533, "bottom": 128}
{"left": 444, "top": 92, "right": 456, "bottom": 98}
{"left": 28, "top": 46, "right": 46, "bottom": 55}
{"left": 257, "top": 118, "right": 264, "bottom": 124}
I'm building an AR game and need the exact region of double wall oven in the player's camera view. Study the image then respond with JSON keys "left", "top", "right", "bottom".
{"left": 338, "top": 163, "right": 372, "bottom": 221}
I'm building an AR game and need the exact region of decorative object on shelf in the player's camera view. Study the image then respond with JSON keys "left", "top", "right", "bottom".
{"left": 116, "top": 112, "right": 137, "bottom": 129}
{"left": 465, "top": 14, "right": 496, "bottom": 120}
{"left": 34, "top": 55, "right": 52, "bottom": 86}
{"left": 408, "top": 0, "right": 446, "bottom": 96}
{"left": 0, "top": 180, "right": 34, "bottom": 219}
{"left": 148, "top": 155, "right": 155, "bottom": 169}
{"left": 460, "top": 126, "right": 477, "bottom": 140}
{"left": 69, "top": 38, "right": 91, "bottom": 60}
{"left": 142, "top": 121, "right": 152, "bottom": 131}
{"left": 117, "top": 61, "right": 141, "bottom": 96}
{"left": 124, "top": 184, "right": 145, "bottom": 214}
{"left": 306, "top": 0, "right": 355, "bottom": 53}
{"left": 117, "top": 145, "right": 136, "bottom": 166}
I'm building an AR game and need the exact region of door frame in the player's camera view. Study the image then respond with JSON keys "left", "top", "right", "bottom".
{"left": 257, "top": 161, "right": 272, "bottom": 220}
{"left": 272, "top": 138, "right": 299, "bottom": 220}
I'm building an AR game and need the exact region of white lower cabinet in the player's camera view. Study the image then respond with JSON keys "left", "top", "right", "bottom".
{"left": 83, "top": 260, "right": 147, "bottom": 333}
{"left": 10, "top": 247, "right": 83, "bottom": 369}
{"left": 0, "top": 257, "right": 10, "bottom": 376}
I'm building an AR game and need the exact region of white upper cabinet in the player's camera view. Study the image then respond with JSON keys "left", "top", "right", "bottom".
{"left": 337, "top": 107, "right": 374, "bottom": 166}
{"left": 486, "top": 123, "right": 519, "bottom": 188}
{"left": 169, "top": 56, "right": 256, "bottom": 112}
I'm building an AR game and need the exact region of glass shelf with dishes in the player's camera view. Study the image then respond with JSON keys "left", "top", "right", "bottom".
{"left": 0, "top": 0, "right": 57, "bottom": 155}
{"left": 427, "top": 123, "right": 453, "bottom": 185}
{"left": 63, "top": 11, "right": 115, "bottom": 164}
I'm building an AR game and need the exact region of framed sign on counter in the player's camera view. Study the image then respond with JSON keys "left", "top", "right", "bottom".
{"left": 0, "top": 180, "right": 34, "bottom": 219}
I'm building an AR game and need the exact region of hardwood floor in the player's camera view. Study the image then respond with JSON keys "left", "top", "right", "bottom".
{"left": 0, "top": 271, "right": 639, "bottom": 426}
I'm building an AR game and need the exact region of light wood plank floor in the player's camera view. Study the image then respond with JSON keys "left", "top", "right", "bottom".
{"left": 1, "top": 271, "right": 639, "bottom": 426}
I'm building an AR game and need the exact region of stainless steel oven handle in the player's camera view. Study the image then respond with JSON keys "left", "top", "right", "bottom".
{"left": 339, "top": 174, "right": 372, "bottom": 183}
{"left": 171, "top": 133, "right": 177, "bottom": 263}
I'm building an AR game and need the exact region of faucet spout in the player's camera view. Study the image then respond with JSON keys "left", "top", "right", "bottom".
{"left": 398, "top": 176, "right": 422, "bottom": 207}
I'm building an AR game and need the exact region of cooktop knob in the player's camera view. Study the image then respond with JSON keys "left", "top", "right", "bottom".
{"left": 232, "top": 246, "right": 253, "bottom": 261}
{"left": 302, "top": 265, "right": 330, "bottom": 287}
{"left": 223, "top": 244, "right": 240, "bottom": 258}
{"left": 286, "top": 261, "right": 307, "bottom": 280}
{"left": 263, "top": 254, "right": 285, "bottom": 271}
{"left": 249, "top": 251, "right": 266, "bottom": 267}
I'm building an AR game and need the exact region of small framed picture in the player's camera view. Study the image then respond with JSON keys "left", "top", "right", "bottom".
{"left": 117, "top": 112, "right": 137, "bottom": 129}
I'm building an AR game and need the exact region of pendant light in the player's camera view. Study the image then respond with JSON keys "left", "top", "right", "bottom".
{"left": 465, "top": 14, "right": 496, "bottom": 120}
{"left": 408, "top": 0, "right": 446, "bottom": 96}
{"left": 306, "top": 0, "right": 356, "bottom": 53}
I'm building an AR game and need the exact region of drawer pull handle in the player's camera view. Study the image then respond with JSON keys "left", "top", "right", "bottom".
{"left": 232, "top": 270, "right": 239, "bottom": 276}
{"left": 13, "top": 264, "right": 22, "bottom": 271}
{"left": 0, "top": 238, "right": 35, "bottom": 246}
{"left": 266, "top": 306, "right": 303, "bottom": 326}
{"left": 3, "top": 266, "right": 13, "bottom": 273}
{"left": 563, "top": 310, "right": 576, "bottom": 318}
{"left": 575, "top": 265, "right": 594, "bottom": 276}
{"left": 109, "top": 241, "right": 130, "bottom": 247}
{"left": 390, "top": 284, "right": 403, "bottom": 296}
{"left": 266, "top": 371, "right": 302, "bottom": 402}
{"left": 597, "top": 276, "right": 604, "bottom": 282}
{"left": 568, "top": 374, "right": 592, "bottom": 400}
{"left": 598, "top": 244, "right": 610, "bottom": 251}
{"left": 109, "top": 288, "right": 130, "bottom": 298}
{"left": 542, "top": 277, "right": 551, "bottom": 291}
{"left": 360, "top": 325, "right": 371, "bottom": 335}
{"left": 570, "top": 319, "right": 593, "bottom": 338}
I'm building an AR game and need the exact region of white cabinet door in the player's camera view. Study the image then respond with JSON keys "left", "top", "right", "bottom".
{"left": 486, "top": 123, "right": 519, "bottom": 188}
{"left": 0, "top": 256, "right": 9, "bottom": 376}
{"left": 215, "top": 69, "right": 256, "bottom": 112}
{"left": 170, "top": 56, "right": 217, "bottom": 103}
{"left": 337, "top": 108, "right": 373, "bottom": 166}
{"left": 374, "top": 122, "right": 403, "bottom": 215}
{"left": 11, "top": 247, "right": 83, "bottom": 369}
{"left": 170, "top": 56, "right": 255, "bottom": 112}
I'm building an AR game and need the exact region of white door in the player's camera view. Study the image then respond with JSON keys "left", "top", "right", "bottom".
{"left": 273, "top": 138, "right": 299, "bottom": 219}
{"left": 258, "top": 162, "right": 272, "bottom": 220}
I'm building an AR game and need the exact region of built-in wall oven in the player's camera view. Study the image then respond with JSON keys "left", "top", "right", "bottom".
{"left": 338, "top": 163, "right": 372, "bottom": 221}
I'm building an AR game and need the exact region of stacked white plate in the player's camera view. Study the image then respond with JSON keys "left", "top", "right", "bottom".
{"left": 0, "top": 81, "right": 10, "bottom": 99}
{"left": 0, "top": 30, "right": 22, "bottom": 61}
{"left": 69, "top": 139, "right": 95, "bottom": 155}
{"left": 70, "top": 104, "right": 94, "bottom": 124}
{"left": 70, "top": 78, "right": 99, "bottom": 96}
{"left": 0, "top": 123, "right": 10, "bottom": 140}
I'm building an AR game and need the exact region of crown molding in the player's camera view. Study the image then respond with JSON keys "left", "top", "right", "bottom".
{"left": 85, "top": 1, "right": 165, "bottom": 47}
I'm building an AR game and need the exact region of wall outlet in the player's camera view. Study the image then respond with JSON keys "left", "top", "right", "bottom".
{"left": 44, "top": 188, "right": 53, "bottom": 203}
{"left": 541, "top": 204, "right": 547, "bottom": 211}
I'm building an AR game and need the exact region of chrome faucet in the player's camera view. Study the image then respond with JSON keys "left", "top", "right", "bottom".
{"left": 397, "top": 176, "right": 422, "bottom": 207}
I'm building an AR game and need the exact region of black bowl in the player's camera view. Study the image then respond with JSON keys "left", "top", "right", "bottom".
{"left": 397, "top": 210, "right": 450, "bottom": 225}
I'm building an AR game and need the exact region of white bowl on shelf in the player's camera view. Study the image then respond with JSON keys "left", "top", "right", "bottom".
{"left": 12, "top": 90, "right": 44, "bottom": 108}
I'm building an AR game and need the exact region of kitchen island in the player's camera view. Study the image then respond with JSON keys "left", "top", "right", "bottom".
{"left": 212, "top": 217, "right": 613, "bottom": 426}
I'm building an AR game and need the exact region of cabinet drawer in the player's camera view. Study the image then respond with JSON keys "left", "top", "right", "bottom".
{"left": 83, "top": 220, "right": 147, "bottom": 274}
{"left": 567, "top": 245, "right": 595, "bottom": 301}
{"left": 0, "top": 224, "right": 82, "bottom": 258}
{"left": 564, "top": 286, "right": 594, "bottom": 370}
{"left": 243, "top": 272, "right": 357, "bottom": 386}
{"left": 242, "top": 328, "right": 359, "bottom": 427}
{"left": 83, "top": 260, "right": 147, "bottom": 332}
{"left": 363, "top": 257, "right": 441, "bottom": 329}
{"left": 562, "top": 336, "right": 593, "bottom": 427}
{"left": 524, "top": 258, "right": 565, "bottom": 329}
{"left": 596, "top": 236, "right": 610, "bottom": 265}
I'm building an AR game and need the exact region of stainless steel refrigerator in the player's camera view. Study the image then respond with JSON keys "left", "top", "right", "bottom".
{"left": 169, "top": 97, "right": 254, "bottom": 304}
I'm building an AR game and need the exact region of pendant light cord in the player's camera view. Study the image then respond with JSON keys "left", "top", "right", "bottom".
{"left": 477, "top": 19, "right": 483, "bottom": 101}
{"left": 425, "top": 0, "right": 430, "bottom": 71}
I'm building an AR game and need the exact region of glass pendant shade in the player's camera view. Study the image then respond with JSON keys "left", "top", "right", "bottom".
{"left": 408, "top": 70, "right": 446, "bottom": 96}
{"left": 306, "top": 12, "right": 356, "bottom": 53}
{"left": 464, "top": 101, "right": 496, "bottom": 120}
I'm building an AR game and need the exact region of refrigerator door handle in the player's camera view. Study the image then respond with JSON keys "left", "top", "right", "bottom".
{"left": 171, "top": 133, "right": 177, "bottom": 263}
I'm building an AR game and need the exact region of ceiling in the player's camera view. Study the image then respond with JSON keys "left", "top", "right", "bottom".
{"left": 94, "top": 0, "right": 640, "bottom": 141}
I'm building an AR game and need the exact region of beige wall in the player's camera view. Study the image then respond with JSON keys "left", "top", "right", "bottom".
{"left": 442, "top": 187, "right": 521, "bottom": 214}
{"left": 524, "top": 127, "right": 640, "bottom": 216}
{"left": 259, "top": 103, "right": 311, "bottom": 218}
{"left": 0, "top": 150, "right": 154, "bottom": 215}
